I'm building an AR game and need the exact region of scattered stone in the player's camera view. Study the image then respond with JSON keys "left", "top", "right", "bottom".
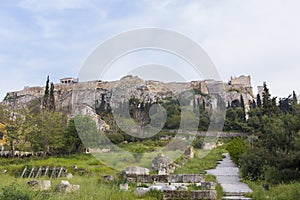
{"left": 27, "top": 180, "right": 51, "bottom": 191}
{"left": 0, "top": 169, "right": 7, "bottom": 174}
{"left": 102, "top": 175, "right": 115, "bottom": 181}
{"left": 56, "top": 180, "right": 80, "bottom": 193}
{"left": 176, "top": 185, "right": 188, "bottom": 191}
{"left": 134, "top": 187, "right": 149, "bottom": 197}
{"left": 151, "top": 153, "right": 178, "bottom": 174}
{"left": 201, "top": 182, "right": 217, "bottom": 190}
{"left": 123, "top": 166, "right": 150, "bottom": 176}
{"left": 151, "top": 153, "right": 172, "bottom": 170}
{"left": 161, "top": 185, "right": 177, "bottom": 191}
{"left": 184, "top": 146, "right": 194, "bottom": 158}
{"left": 149, "top": 185, "right": 163, "bottom": 191}
{"left": 72, "top": 165, "right": 78, "bottom": 169}
{"left": 202, "top": 142, "right": 217, "bottom": 150}
{"left": 163, "top": 190, "right": 217, "bottom": 200}
{"left": 66, "top": 173, "right": 73, "bottom": 179}
{"left": 222, "top": 196, "right": 252, "bottom": 200}
{"left": 119, "top": 183, "right": 129, "bottom": 190}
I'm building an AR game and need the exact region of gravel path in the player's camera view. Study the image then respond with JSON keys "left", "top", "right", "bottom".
{"left": 206, "top": 153, "right": 252, "bottom": 200}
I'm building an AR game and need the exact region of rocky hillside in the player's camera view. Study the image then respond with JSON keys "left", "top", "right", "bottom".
{"left": 1, "top": 75, "right": 254, "bottom": 115}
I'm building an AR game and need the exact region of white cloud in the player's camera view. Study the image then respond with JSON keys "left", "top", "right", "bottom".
{"left": 18, "top": 0, "right": 94, "bottom": 11}
{"left": 1, "top": 0, "right": 300, "bottom": 99}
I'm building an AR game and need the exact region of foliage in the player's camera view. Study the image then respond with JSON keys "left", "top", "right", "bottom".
{"left": 247, "top": 181, "right": 300, "bottom": 200}
{"left": 174, "top": 145, "right": 227, "bottom": 174}
{"left": 225, "top": 137, "right": 247, "bottom": 165}
{"left": 0, "top": 182, "right": 30, "bottom": 200}
{"left": 239, "top": 86, "right": 300, "bottom": 183}
{"left": 63, "top": 119, "right": 84, "bottom": 154}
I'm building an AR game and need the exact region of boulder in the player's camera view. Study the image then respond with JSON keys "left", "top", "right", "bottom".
{"left": 27, "top": 180, "right": 51, "bottom": 191}
{"left": 56, "top": 180, "right": 80, "bottom": 193}
{"left": 134, "top": 187, "right": 150, "bottom": 197}
{"left": 66, "top": 173, "right": 73, "bottom": 179}
{"left": 119, "top": 183, "right": 129, "bottom": 190}
{"left": 201, "top": 182, "right": 217, "bottom": 190}
{"left": 102, "top": 175, "right": 115, "bottom": 181}
{"left": 176, "top": 185, "right": 188, "bottom": 191}
{"left": 151, "top": 154, "right": 172, "bottom": 170}
{"left": 123, "top": 166, "right": 150, "bottom": 176}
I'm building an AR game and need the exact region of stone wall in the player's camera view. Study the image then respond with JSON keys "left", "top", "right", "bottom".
{"left": 163, "top": 190, "right": 217, "bottom": 200}
{"left": 125, "top": 174, "right": 205, "bottom": 183}
{"left": 230, "top": 75, "right": 251, "bottom": 88}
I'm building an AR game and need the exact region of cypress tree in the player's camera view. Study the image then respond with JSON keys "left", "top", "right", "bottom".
{"left": 262, "top": 82, "right": 270, "bottom": 110}
{"left": 49, "top": 82, "right": 55, "bottom": 111}
{"left": 240, "top": 94, "right": 246, "bottom": 121}
{"left": 257, "top": 94, "right": 262, "bottom": 108}
{"left": 262, "top": 82, "right": 278, "bottom": 116}
{"left": 252, "top": 100, "right": 257, "bottom": 109}
{"left": 292, "top": 91, "right": 298, "bottom": 106}
{"left": 42, "top": 76, "right": 50, "bottom": 110}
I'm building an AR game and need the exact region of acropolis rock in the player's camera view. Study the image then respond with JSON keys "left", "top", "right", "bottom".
{"left": 1, "top": 75, "right": 255, "bottom": 121}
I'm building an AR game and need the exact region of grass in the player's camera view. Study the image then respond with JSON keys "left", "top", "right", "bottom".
{"left": 173, "top": 145, "right": 227, "bottom": 200}
{"left": 0, "top": 143, "right": 227, "bottom": 200}
{"left": 246, "top": 181, "right": 300, "bottom": 200}
{"left": 0, "top": 174, "right": 157, "bottom": 200}
{"left": 0, "top": 154, "right": 116, "bottom": 177}
{"left": 174, "top": 145, "right": 227, "bottom": 174}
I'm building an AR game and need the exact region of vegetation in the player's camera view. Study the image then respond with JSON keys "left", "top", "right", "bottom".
{"left": 2, "top": 76, "right": 300, "bottom": 198}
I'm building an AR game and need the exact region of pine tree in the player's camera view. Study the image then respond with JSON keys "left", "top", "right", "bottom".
{"left": 257, "top": 94, "right": 262, "bottom": 108}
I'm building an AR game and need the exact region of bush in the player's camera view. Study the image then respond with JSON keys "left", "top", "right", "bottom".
{"left": 239, "top": 148, "right": 266, "bottom": 180}
{"left": 193, "top": 137, "right": 204, "bottom": 149}
{"left": 226, "top": 137, "right": 247, "bottom": 165}
{"left": 0, "top": 183, "right": 30, "bottom": 200}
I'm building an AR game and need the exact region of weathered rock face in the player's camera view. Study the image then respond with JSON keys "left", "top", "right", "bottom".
{"left": 1, "top": 75, "right": 254, "bottom": 115}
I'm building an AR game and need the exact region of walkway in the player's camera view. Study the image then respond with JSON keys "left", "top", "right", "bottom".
{"left": 206, "top": 153, "right": 252, "bottom": 200}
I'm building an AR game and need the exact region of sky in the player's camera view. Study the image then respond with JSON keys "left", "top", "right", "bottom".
{"left": 0, "top": 0, "right": 300, "bottom": 100}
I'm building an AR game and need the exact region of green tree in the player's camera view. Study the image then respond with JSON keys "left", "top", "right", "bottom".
{"left": 63, "top": 119, "right": 84, "bottom": 154}
{"left": 262, "top": 82, "right": 279, "bottom": 116}
{"left": 240, "top": 94, "right": 246, "bottom": 121}
{"left": 292, "top": 91, "right": 298, "bottom": 105}
{"left": 42, "top": 76, "right": 50, "bottom": 110}
{"left": 26, "top": 110, "right": 67, "bottom": 156}
{"left": 49, "top": 82, "right": 55, "bottom": 111}
{"left": 73, "top": 115, "right": 108, "bottom": 148}
{"left": 257, "top": 94, "right": 262, "bottom": 108}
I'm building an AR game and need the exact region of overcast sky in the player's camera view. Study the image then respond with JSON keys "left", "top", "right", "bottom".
{"left": 0, "top": 0, "right": 299, "bottom": 100}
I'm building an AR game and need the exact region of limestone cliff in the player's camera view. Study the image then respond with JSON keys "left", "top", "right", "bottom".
{"left": 1, "top": 75, "right": 254, "bottom": 115}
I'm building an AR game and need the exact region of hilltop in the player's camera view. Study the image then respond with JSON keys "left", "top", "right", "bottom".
{"left": 1, "top": 75, "right": 254, "bottom": 114}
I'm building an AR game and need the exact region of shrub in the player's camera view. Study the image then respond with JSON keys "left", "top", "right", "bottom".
{"left": 0, "top": 183, "right": 30, "bottom": 200}
{"left": 239, "top": 148, "right": 266, "bottom": 180}
{"left": 226, "top": 137, "right": 246, "bottom": 165}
